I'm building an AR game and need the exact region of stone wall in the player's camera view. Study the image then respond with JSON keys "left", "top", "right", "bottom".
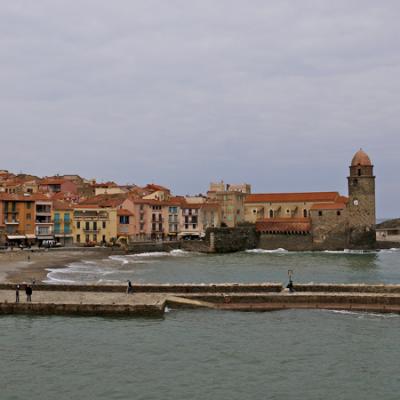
{"left": 205, "top": 225, "right": 259, "bottom": 253}
{"left": 310, "top": 209, "right": 348, "bottom": 250}
{"left": 258, "top": 233, "right": 314, "bottom": 251}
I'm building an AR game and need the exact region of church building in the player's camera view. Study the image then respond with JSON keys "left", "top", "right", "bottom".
{"left": 246, "top": 150, "right": 376, "bottom": 250}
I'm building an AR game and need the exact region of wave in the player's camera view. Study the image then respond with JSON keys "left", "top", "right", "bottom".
{"left": 324, "top": 249, "right": 376, "bottom": 254}
{"left": 128, "top": 249, "right": 192, "bottom": 258}
{"left": 379, "top": 248, "right": 400, "bottom": 253}
{"left": 109, "top": 255, "right": 130, "bottom": 265}
{"left": 328, "top": 309, "right": 400, "bottom": 319}
{"left": 246, "top": 248, "right": 288, "bottom": 254}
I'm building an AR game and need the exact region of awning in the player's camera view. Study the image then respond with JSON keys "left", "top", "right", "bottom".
{"left": 7, "top": 235, "right": 26, "bottom": 240}
{"left": 54, "top": 234, "right": 73, "bottom": 238}
{"left": 37, "top": 236, "right": 54, "bottom": 240}
{"left": 25, "top": 234, "right": 36, "bottom": 239}
{"left": 179, "top": 232, "right": 200, "bottom": 237}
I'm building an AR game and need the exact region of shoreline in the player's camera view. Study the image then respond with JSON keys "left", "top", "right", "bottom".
{"left": 0, "top": 245, "right": 399, "bottom": 286}
{"left": 0, "top": 249, "right": 121, "bottom": 284}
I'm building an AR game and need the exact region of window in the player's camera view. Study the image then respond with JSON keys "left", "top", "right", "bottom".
{"left": 286, "top": 209, "right": 290, "bottom": 214}
{"left": 85, "top": 234, "right": 90, "bottom": 243}
{"left": 26, "top": 213, "right": 31, "bottom": 220}
{"left": 119, "top": 216, "right": 129, "bottom": 224}
{"left": 85, "top": 221, "right": 90, "bottom": 230}
{"left": 76, "top": 234, "right": 81, "bottom": 243}
{"left": 303, "top": 209, "right": 307, "bottom": 218}
{"left": 102, "top": 235, "right": 106, "bottom": 243}
{"left": 27, "top": 203, "right": 31, "bottom": 210}
{"left": 152, "top": 223, "right": 156, "bottom": 231}
{"left": 192, "top": 224, "right": 197, "bottom": 229}
{"left": 337, "top": 211, "right": 341, "bottom": 216}
{"left": 93, "top": 222, "right": 97, "bottom": 230}
{"left": 93, "top": 234, "right": 97, "bottom": 242}
{"left": 357, "top": 168, "right": 361, "bottom": 176}
{"left": 318, "top": 211, "right": 323, "bottom": 216}
{"left": 140, "top": 223, "right": 144, "bottom": 230}
{"left": 102, "top": 221, "right": 106, "bottom": 229}
{"left": 269, "top": 210, "right": 273, "bottom": 218}
{"left": 77, "top": 221, "right": 81, "bottom": 229}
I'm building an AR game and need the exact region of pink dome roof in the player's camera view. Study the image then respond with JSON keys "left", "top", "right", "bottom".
{"left": 351, "top": 149, "right": 372, "bottom": 166}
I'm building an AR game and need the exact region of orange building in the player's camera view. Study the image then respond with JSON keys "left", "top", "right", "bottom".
{"left": 0, "top": 194, "right": 36, "bottom": 245}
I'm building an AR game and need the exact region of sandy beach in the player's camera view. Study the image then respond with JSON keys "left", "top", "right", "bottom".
{"left": 0, "top": 249, "right": 119, "bottom": 284}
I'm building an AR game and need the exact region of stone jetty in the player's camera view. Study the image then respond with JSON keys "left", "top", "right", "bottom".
{"left": 1, "top": 283, "right": 400, "bottom": 317}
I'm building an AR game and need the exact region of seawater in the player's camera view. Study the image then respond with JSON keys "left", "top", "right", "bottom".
{"left": 1, "top": 310, "right": 399, "bottom": 400}
{"left": 2, "top": 250, "right": 400, "bottom": 399}
{"left": 44, "top": 248, "right": 400, "bottom": 285}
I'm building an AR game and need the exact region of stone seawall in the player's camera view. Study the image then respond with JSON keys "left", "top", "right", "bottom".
{"left": 206, "top": 226, "right": 259, "bottom": 253}
{"left": 0, "top": 302, "right": 164, "bottom": 317}
{"left": 2, "top": 284, "right": 400, "bottom": 316}
{"left": 258, "top": 234, "right": 314, "bottom": 251}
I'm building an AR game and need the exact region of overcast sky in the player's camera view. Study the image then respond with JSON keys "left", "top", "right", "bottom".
{"left": 0, "top": 1, "right": 398, "bottom": 217}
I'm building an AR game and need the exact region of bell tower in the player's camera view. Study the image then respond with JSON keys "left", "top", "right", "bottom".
{"left": 347, "top": 149, "right": 376, "bottom": 249}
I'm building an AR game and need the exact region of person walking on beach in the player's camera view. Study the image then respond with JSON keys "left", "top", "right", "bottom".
{"left": 25, "top": 285, "right": 32, "bottom": 302}
{"left": 127, "top": 280, "right": 133, "bottom": 294}
{"left": 15, "top": 284, "right": 20, "bottom": 303}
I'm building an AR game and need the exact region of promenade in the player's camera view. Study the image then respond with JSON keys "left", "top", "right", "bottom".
{"left": 1, "top": 283, "right": 400, "bottom": 316}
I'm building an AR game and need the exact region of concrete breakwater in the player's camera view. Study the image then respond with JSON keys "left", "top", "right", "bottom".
{"left": 1, "top": 283, "right": 400, "bottom": 316}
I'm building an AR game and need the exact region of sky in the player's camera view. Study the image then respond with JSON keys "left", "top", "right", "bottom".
{"left": 0, "top": 1, "right": 399, "bottom": 217}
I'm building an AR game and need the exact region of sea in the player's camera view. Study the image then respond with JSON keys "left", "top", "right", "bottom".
{"left": 1, "top": 249, "right": 400, "bottom": 400}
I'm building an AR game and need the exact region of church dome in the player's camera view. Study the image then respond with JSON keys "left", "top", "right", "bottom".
{"left": 351, "top": 149, "right": 372, "bottom": 166}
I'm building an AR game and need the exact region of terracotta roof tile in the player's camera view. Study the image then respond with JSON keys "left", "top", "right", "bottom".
{"left": 246, "top": 192, "right": 340, "bottom": 204}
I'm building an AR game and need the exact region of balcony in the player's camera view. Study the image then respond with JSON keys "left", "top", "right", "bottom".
{"left": 5, "top": 220, "right": 19, "bottom": 225}
{"left": 83, "top": 229, "right": 100, "bottom": 233}
{"left": 36, "top": 227, "right": 53, "bottom": 236}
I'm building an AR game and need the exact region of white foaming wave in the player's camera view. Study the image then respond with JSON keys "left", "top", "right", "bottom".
{"left": 128, "top": 249, "right": 192, "bottom": 258}
{"left": 328, "top": 309, "right": 400, "bottom": 319}
{"left": 109, "top": 255, "right": 129, "bottom": 265}
{"left": 379, "top": 248, "right": 400, "bottom": 253}
{"left": 246, "top": 248, "right": 288, "bottom": 254}
{"left": 324, "top": 249, "right": 375, "bottom": 255}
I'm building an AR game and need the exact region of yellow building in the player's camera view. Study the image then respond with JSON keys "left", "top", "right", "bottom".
{"left": 73, "top": 205, "right": 118, "bottom": 245}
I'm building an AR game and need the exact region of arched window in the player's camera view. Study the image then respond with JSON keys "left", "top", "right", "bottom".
{"left": 303, "top": 209, "right": 308, "bottom": 218}
{"left": 357, "top": 168, "right": 361, "bottom": 176}
{"left": 269, "top": 209, "right": 273, "bottom": 218}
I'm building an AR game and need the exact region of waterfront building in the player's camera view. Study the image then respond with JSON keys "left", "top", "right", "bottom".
{"left": 207, "top": 182, "right": 249, "bottom": 227}
{"left": 254, "top": 149, "right": 376, "bottom": 250}
{"left": 53, "top": 201, "right": 73, "bottom": 246}
{"left": 74, "top": 194, "right": 136, "bottom": 245}
{"left": 35, "top": 197, "right": 54, "bottom": 245}
{"left": 376, "top": 219, "right": 400, "bottom": 243}
{"left": 244, "top": 192, "right": 344, "bottom": 223}
{"left": 0, "top": 194, "right": 36, "bottom": 246}
{"left": 73, "top": 205, "right": 117, "bottom": 245}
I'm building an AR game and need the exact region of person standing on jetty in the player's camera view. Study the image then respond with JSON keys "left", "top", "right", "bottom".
{"left": 25, "top": 285, "right": 32, "bottom": 302}
{"left": 286, "top": 270, "right": 295, "bottom": 293}
{"left": 15, "top": 284, "right": 20, "bottom": 303}
{"left": 127, "top": 280, "right": 133, "bottom": 294}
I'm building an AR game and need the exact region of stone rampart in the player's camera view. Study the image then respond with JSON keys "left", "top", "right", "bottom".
{"left": 206, "top": 225, "right": 259, "bottom": 253}
{"left": 258, "top": 234, "right": 314, "bottom": 251}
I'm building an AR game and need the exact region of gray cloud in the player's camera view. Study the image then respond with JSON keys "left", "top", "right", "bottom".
{"left": 0, "top": 1, "right": 399, "bottom": 217}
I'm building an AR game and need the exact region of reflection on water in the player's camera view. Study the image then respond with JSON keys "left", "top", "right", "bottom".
{"left": 44, "top": 248, "right": 400, "bottom": 285}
